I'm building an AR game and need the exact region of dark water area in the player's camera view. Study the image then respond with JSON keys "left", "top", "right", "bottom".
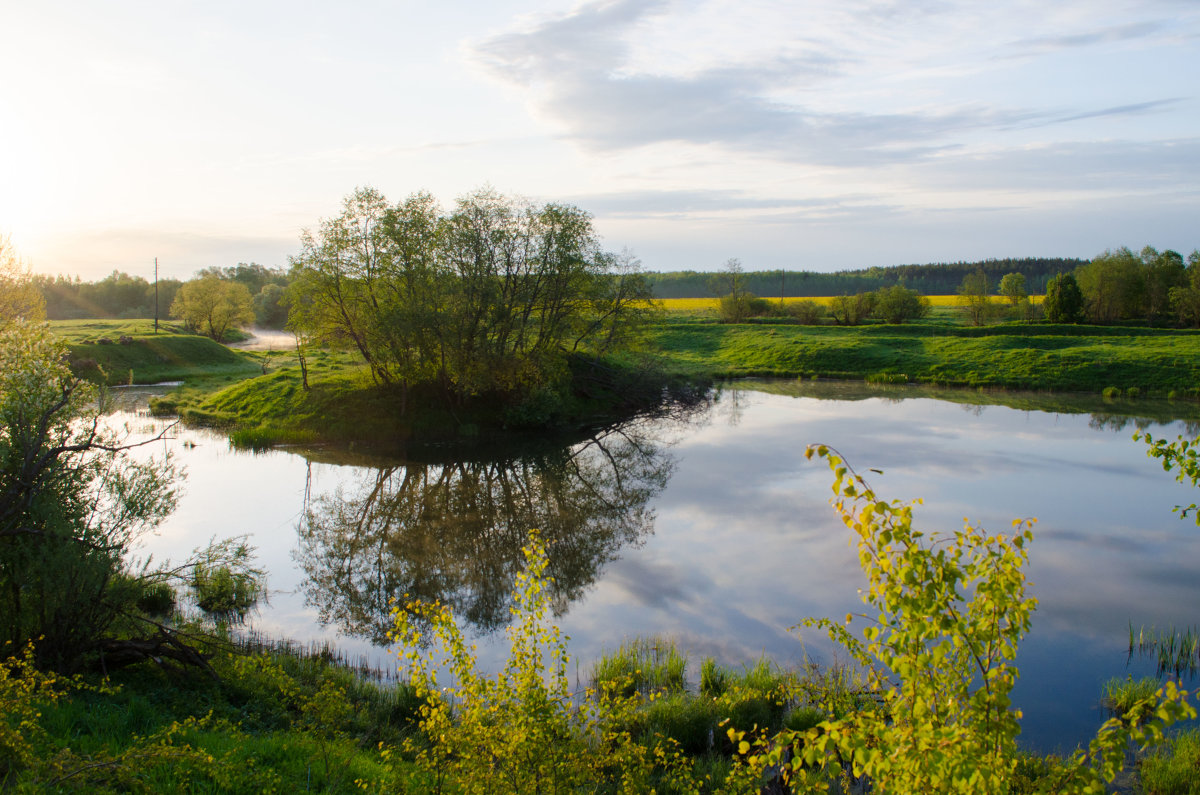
{"left": 118, "top": 380, "right": 1200, "bottom": 754}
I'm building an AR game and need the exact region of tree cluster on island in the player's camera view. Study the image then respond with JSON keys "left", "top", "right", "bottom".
{"left": 285, "top": 187, "right": 659, "bottom": 415}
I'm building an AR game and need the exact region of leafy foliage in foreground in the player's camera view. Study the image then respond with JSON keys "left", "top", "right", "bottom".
{"left": 739, "top": 447, "right": 1196, "bottom": 793}
{"left": 1141, "top": 430, "right": 1200, "bottom": 524}
{"left": 390, "top": 535, "right": 697, "bottom": 794}
{"left": 388, "top": 460, "right": 1195, "bottom": 793}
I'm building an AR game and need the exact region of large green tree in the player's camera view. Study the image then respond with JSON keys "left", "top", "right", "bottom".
{"left": 1075, "top": 247, "right": 1144, "bottom": 323}
{"left": 288, "top": 187, "right": 656, "bottom": 409}
{"left": 1169, "top": 250, "right": 1200, "bottom": 327}
{"left": 1141, "top": 245, "right": 1187, "bottom": 324}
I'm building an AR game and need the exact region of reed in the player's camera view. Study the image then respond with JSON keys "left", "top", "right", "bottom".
{"left": 1128, "top": 623, "right": 1200, "bottom": 676}
{"left": 591, "top": 637, "right": 688, "bottom": 697}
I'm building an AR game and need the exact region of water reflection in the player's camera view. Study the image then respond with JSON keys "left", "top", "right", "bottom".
{"left": 295, "top": 420, "right": 686, "bottom": 644}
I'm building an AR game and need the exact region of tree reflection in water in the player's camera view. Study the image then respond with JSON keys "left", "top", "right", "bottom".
{"left": 294, "top": 415, "right": 697, "bottom": 645}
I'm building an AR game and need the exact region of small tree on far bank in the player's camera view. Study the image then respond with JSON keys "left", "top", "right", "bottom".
{"left": 170, "top": 274, "right": 255, "bottom": 342}
{"left": 998, "top": 272, "right": 1027, "bottom": 306}
{"left": 1044, "top": 272, "right": 1085, "bottom": 323}
{"left": 711, "top": 258, "right": 753, "bottom": 323}
{"left": 829, "top": 292, "right": 876, "bottom": 326}
{"left": 958, "top": 268, "right": 995, "bottom": 326}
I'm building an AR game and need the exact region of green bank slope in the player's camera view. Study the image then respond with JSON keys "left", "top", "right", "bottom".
{"left": 55, "top": 320, "right": 259, "bottom": 386}
{"left": 651, "top": 319, "right": 1200, "bottom": 396}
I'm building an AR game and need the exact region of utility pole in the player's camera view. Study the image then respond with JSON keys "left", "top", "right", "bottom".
{"left": 154, "top": 257, "right": 159, "bottom": 333}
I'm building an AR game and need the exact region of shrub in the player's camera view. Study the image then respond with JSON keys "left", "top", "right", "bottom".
{"left": 389, "top": 535, "right": 696, "bottom": 794}
{"left": 190, "top": 538, "right": 265, "bottom": 622}
{"left": 732, "top": 445, "right": 1199, "bottom": 794}
{"left": 718, "top": 292, "right": 771, "bottom": 322}
{"left": 136, "top": 581, "right": 177, "bottom": 616}
{"left": 873, "top": 285, "right": 930, "bottom": 324}
{"left": 785, "top": 299, "right": 825, "bottom": 324}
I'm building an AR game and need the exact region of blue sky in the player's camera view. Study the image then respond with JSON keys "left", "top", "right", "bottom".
{"left": 2, "top": 0, "right": 1197, "bottom": 280}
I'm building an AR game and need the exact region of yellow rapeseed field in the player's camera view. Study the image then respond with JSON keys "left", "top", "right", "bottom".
{"left": 656, "top": 294, "right": 1040, "bottom": 312}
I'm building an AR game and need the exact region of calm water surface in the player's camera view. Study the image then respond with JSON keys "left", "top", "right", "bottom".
{"left": 115, "top": 382, "right": 1200, "bottom": 753}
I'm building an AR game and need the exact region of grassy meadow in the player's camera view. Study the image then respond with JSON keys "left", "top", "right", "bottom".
{"left": 648, "top": 317, "right": 1200, "bottom": 396}
{"left": 53, "top": 319, "right": 260, "bottom": 387}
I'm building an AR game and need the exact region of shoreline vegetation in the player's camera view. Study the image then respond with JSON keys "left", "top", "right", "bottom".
{"left": 54, "top": 308, "right": 1200, "bottom": 450}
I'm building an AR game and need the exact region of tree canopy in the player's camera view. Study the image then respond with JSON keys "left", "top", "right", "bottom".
{"left": 1043, "top": 272, "right": 1085, "bottom": 323}
{"left": 170, "top": 274, "right": 255, "bottom": 341}
{"left": 0, "top": 236, "right": 44, "bottom": 330}
{"left": 287, "top": 187, "right": 657, "bottom": 408}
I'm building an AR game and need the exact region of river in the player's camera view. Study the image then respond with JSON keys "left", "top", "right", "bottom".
{"left": 113, "top": 380, "right": 1200, "bottom": 754}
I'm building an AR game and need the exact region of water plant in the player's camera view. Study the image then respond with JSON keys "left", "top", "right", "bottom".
{"left": 591, "top": 636, "right": 688, "bottom": 698}
{"left": 1129, "top": 624, "right": 1200, "bottom": 676}
{"left": 1102, "top": 675, "right": 1161, "bottom": 715}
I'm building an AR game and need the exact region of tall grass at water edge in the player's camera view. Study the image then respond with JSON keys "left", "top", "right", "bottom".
{"left": 1130, "top": 624, "right": 1200, "bottom": 676}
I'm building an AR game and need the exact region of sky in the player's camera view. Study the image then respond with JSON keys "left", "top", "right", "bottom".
{"left": 2, "top": 0, "right": 1197, "bottom": 281}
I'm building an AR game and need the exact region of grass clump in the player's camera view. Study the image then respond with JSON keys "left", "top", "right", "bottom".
{"left": 1138, "top": 729, "right": 1200, "bottom": 795}
{"left": 591, "top": 636, "right": 688, "bottom": 698}
{"left": 1102, "top": 675, "right": 1162, "bottom": 715}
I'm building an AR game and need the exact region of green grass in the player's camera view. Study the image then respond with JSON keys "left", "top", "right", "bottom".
{"left": 52, "top": 319, "right": 260, "bottom": 386}
{"left": 1101, "top": 675, "right": 1161, "bottom": 714}
{"left": 179, "top": 347, "right": 707, "bottom": 449}
{"left": 649, "top": 317, "right": 1200, "bottom": 396}
{"left": 592, "top": 637, "right": 689, "bottom": 698}
{"left": 16, "top": 636, "right": 420, "bottom": 793}
{"left": 1138, "top": 729, "right": 1200, "bottom": 795}
{"left": 55, "top": 315, "right": 1200, "bottom": 448}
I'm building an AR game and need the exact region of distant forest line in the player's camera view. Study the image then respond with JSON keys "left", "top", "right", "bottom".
{"left": 644, "top": 258, "right": 1085, "bottom": 298}
{"left": 33, "top": 257, "right": 1085, "bottom": 321}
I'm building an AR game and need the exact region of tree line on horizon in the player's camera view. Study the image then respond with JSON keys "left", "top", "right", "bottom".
{"left": 644, "top": 257, "right": 1084, "bottom": 298}
{"left": 28, "top": 256, "right": 1083, "bottom": 319}
{"left": 25, "top": 245, "right": 1200, "bottom": 330}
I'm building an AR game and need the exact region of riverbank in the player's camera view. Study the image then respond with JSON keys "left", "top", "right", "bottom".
{"left": 54, "top": 317, "right": 1200, "bottom": 445}
{"left": 153, "top": 349, "right": 708, "bottom": 450}
{"left": 650, "top": 317, "right": 1200, "bottom": 396}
